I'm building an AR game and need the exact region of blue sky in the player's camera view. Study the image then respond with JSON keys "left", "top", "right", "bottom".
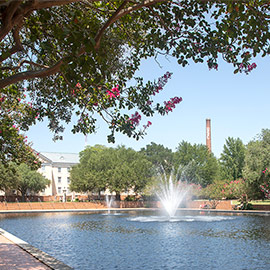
{"left": 26, "top": 54, "right": 270, "bottom": 158}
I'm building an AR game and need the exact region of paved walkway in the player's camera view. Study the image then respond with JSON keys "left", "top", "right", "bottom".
{"left": 0, "top": 234, "right": 50, "bottom": 270}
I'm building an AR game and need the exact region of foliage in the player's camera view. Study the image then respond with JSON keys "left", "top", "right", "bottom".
{"left": 243, "top": 129, "right": 270, "bottom": 199}
{"left": 70, "top": 144, "right": 110, "bottom": 195}
{"left": 70, "top": 145, "right": 153, "bottom": 199}
{"left": 0, "top": 163, "right": 49, "bottom": 198}
{"left": 219, "top": 137, "right": 246, "bottom": 180}
{"left": 140, "top": 142, "right": 174, "bottom": 173}
{"left": 17, "top": 163, "right": 50, "bottom": 199}
{"left": 200, "top": 180, "right": 225, "bottom": 200}
{"left": 201, "top": 178, "right": 249, "bottom": 201}
{"left": 174, "top": 141, "right": 218, "bottom": 187}
{"left": 0, "top": 162, "right": 19, "bottom": 192}
{"left": 260, "top": 168, "right": 270, "bottom": 199}
{"left": 221, "top": 179, "right": 248, "bottom": 200}
{"left": 237, "top": 194, "right": 253, "bottom": 210}
{"left": 1, "top": 1, "right": 270, "bottom": 166}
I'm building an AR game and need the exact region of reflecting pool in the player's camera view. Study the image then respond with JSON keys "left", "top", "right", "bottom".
{"left": 0, "top": 210, "right": 270, "bottom": 270}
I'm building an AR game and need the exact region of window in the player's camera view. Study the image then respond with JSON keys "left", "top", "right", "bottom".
{"left": 67, "top": 177, "right": 70, "bottom": 184}
{"left": 67, "top": 167, "right": 70, "bottom": 172}
{"left": 58, "top": 177, "right": 61, "bottom": 183}
{"left": 41, "top": 165, "right": 45, "bottom": 171}
{"left": 58, "top": 187, "right": 61, "bottom": 193}
{"left": 58, "top": 167, "right": 61, "bottom": 172}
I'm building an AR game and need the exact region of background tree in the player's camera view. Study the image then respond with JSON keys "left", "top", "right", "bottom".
{"left": 107, "top": 146, "right": 153, "bottom": 200}
{"left": 0, "top": 162, "right": 19, "bottom": 193}
{"left": 17, "top": 163, "right": 50, "bottom": 200}
{"left": 70, "top": 145, "right": 153, "bottom": 200}
{"left": 70, "top": 145, "right": 110, "bottom": 198}
{"left": 1, "top": 0, "right": 269, "bottom": 166}
{"left": 219, "top": 137, "right": 246, "bottom": 180}
{"left": 140, "top": 142, "right": 174, "bottom": 173}
{"left": 174, "top": 141, "right": 218, "bottom": 187}
{"left": 243, "top": 129, "right": 270, "bottom": 199}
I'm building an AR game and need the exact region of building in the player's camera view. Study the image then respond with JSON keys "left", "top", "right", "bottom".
{"left": 206, "top": 118, "right": 212, "bottom": 152}
{"left": 38, "top": 152, "right": 79, "bottom": 200}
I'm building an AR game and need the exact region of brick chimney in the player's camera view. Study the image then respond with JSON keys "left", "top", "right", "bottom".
{"left": 206, "top": 118, "right": 211, "bottom": 152}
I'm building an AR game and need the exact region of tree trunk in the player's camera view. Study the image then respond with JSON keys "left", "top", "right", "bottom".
{"left": 115, "top": 192, "right": 121, "bottom": 201}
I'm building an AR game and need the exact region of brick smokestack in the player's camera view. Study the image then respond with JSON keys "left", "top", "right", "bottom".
{"left": 206, "top": 118, "right": 211, "bottom": 152}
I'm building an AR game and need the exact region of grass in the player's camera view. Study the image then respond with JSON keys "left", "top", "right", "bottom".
{"left": 250, "top": 200, "right": 270, "bottom": 205}
{"left": 231, "top": 200, "right": 270, "bottom": 205}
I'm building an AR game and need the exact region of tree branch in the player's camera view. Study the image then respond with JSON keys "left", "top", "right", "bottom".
{"left": 94, "top": 0, "right": 169, "bottom": 50}
{"left": 0, "top": 59, "right": 50, "bottom": 71}
{"left": 94, "top": 0, "right": 129, "bottom": 50}
{"left": 0, "top": 60, "right": 63, "bottom": 89}
{"left": 0, "top": 0, "right": 22, "bottom": 40}
{"left": 0, "top": 26, "right": 23, "bottom": 63}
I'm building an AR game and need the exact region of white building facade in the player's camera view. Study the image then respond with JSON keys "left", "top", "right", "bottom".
{"left": 38, "top": 152, "right": 79, "bottom": 199}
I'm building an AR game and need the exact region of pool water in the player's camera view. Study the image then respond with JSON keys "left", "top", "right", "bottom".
{"left": 0, "top": 210, "right": 270, "bottom": 270}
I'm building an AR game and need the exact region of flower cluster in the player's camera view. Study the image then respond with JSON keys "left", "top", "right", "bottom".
{"left": 143, "top": 121, "right": 152, "bottom": 130}
{"left": 107, "top": 85, "right": 120, "bottom": 99}
{"left": 239, "top": 62, "right": 257, "bottom": 74}
{"left": 152, "top": 72, "right": 172, "bottom": 96}
{"left": 129, "top": 111, "right": 141, "bottom": 127}
{"left": 164, "top": 97, "right": 183, "bottom": 113}
{"left": 260, "top": 168, "right": 270, "bottom": 199}
{"left": 221, "top": 179, "right": 246, "bottom": 199}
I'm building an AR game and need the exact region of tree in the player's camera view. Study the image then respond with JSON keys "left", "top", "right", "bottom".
{"left": 243, "top": 129, "right": 270, "bottom": 199}
{"left": 107, "top": 145, "right": 153, "bottom": 199}
{"left": 174, "top": 141, "right": 218, "bottom": 187}
{"left": 0, "top": 162, "right": 19, "bottom": 192}
{"left": 17, "top": 163, "right": 50, "bottom": 200}
{"left": 140, "top": 142, "right": 174, "bottom": 173}
{"left": 1, "top": 1, "right": 269, "bottom": 166}
{"left": 219, "top": 137, "right": 246, "bottom": 180}
{"left": 70, "top": 145, "right": 153, "bottom": 200}
{"left": 70, "top": 144, "right": 112, "bottom": 198}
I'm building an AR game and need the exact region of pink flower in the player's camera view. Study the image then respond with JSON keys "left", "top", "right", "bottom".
{"left": 107, "top": 85, "right": 120, "bottom": 99}
{"left": 106, "top": 90, "right": 116, "bottom": 99}
{"left": 129, "top": 112, "right": 141, "bottom": 126}
{"left": 76, "top": 83, "right": 82, "bottom": 88}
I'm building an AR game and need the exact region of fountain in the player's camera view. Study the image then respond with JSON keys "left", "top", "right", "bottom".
{"left": 105, "top": 195, "right": 114, "bottom": 214}
{"left": 155, "top": 167, "right": 190, "bottom": 218}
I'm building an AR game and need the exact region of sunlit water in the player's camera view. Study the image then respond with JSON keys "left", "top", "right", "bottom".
{"left": 1, "top": 210, "right": 270, "bottom": 270}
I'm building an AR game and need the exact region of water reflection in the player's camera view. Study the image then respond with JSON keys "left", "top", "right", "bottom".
{"left": 1, "top": 211, "right": 270, "bottom": 270}
{"left": 72, "top": 220, "right": 156, "bottom": 234}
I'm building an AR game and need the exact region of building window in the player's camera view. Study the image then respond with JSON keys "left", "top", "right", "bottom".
{"left": 67, "top": 167, "right": 70, "bottom": 172}
{"left": 67, "top": 177, "right": 70, "bottom": 184}
{"left": 58, "top": 187, "right": 61, "bottom": 194}
{"left": 58, "top": 167, "right": 61, "bottom": 173}
{"left": 58, "top": 177, "right": 61, "bottom": 183}
{"left": 41, "top": 165, "right": 45, "bottom": 171}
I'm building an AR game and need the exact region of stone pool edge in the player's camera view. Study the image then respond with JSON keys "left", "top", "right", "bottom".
{"left": 0, "top": 227, "right": 73, "bottom": 270}
{"left": 0, "top": 207, "right": 270, "bottom": 215}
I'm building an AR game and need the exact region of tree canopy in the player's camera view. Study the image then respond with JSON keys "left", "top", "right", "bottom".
{"left": 140, "top": 142, "right": 174, "bottom": 173}
{"left": 243, "top": 129, "right": 270, "bottom": 199}
{"left": 219, "top": 137, "right": 246, "bottom": 180}
{"left": 70, "top": 145, "right": 153, "bottom": 199}
{"left": 1, "top": 0, "right": 270, "bottom": 166}
{"left": 0, "top": 162, "right": 50, "bottom": 199}
{"left": 174, "top": 141, "right": 218, "bottom": 187}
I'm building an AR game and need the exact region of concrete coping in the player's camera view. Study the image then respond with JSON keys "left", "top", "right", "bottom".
{"left": 0, "top": 228, "right": 73, "bottom": 270}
